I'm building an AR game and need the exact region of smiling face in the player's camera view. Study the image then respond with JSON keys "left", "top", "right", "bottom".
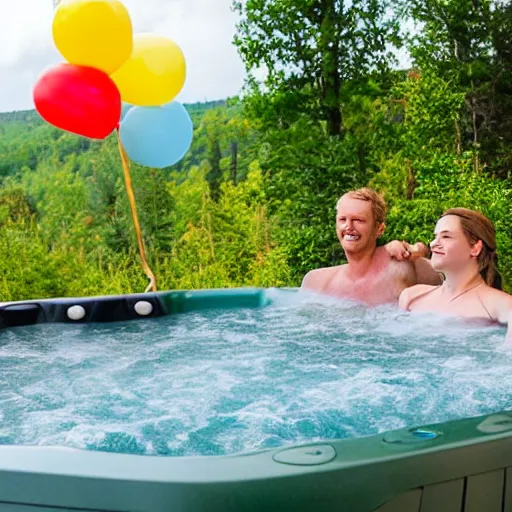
{"left": 336, "top": 196, "right": 385, "bottom": 255}
{"left": 430, "top": 215, "right": 483, "bottom": 273}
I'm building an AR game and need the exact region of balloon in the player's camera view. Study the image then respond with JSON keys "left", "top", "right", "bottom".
{"left": 119, "top": 102, "right": 193, "bottom": 168}
{"left": 120, "top": 102, "right": 133, "bottom": 121}
{"left": 112, "top": 34, "right": 186, "bottom": 107}
{"left": 33, "top": 63, "right": 121, "bottom": 139}
{"left": 52, "top": 0, "right": 133, "bottom": 75}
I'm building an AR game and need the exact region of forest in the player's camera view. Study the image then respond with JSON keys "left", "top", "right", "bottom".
{"left": 0, "top": 0, "right": 511, "bottom": 301}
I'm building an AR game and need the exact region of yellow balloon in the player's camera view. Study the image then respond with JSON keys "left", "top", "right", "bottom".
{"left": 111, "top": 34, "right": 187, "bottom": 107}
{"left": 52, "top": 0, "right": 133, "bottom": 75}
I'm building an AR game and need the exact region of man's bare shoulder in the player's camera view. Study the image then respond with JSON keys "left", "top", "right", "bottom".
{"left": 376, "top": 246, "right": 408, "bottom": 267}
{"left": 375, "top": 246, "right": 415, "bottom": 275}
{"left": 301, "top": 265, "right": 345, "bottom": 290}
{"left": 376, "top": 247, "right": 441, "bottom": 286}
{"left": 398, "top": 284, "right": 437, "bottom": 310}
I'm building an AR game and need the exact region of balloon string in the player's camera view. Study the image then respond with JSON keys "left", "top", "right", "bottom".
{"left": 116, "top": 128, "right": 157, "bottom": 293}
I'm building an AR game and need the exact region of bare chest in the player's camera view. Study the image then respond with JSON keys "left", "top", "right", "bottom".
{"left": 322, "top": 265, "right": 408, "bottom": 305}
{"left": 410, "top": 290, "right": 491, "bottom": 320}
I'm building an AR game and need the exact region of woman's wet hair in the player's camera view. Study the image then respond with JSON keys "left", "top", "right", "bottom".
{"left": 441, "top": 208, "right": 502, "bottom": 290}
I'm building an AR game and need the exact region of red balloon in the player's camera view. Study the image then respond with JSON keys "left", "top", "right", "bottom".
{"left": 33, "top": 63, "right": 121, "bottom": 139}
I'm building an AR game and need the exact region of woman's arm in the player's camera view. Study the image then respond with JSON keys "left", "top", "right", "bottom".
{"left": 487, "top": 290, "right": 512, "bottom": 347}
{"left": 398, "top": 288, "right": 410, "bottom": 310}
{"left": 505, "top": 321, "right": 512, "bottom": 347}
{"left": 499, "top": 306, "right": 512, "bottom": 347}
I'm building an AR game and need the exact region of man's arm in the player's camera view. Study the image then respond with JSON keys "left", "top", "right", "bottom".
{"left": 385, "top": 240, "right": 430, "bottom": 261}
{"left": 300, "top": 268, "right": 329, "bottom": 291}
{"left": 385, "top": 240, "right": 442, "bottom": 286}
{"left": 413, "top": 257, "right": 443, "bottom": 286}
{"left": 301, "top": 270, "right": 316, "bottom": 289}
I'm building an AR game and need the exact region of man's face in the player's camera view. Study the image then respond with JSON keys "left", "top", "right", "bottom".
{"left": 336, "top": 196, "right": 384, "bottom": 254}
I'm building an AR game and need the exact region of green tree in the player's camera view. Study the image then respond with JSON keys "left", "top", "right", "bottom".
{"left": 404, "top": 0, "right": 512, "bottom": 176}
{"left": 233, "top": 0, "right": 402, "bottom": 136}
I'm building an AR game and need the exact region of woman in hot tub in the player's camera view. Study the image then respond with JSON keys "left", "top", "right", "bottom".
{"left": 398, "top": 208, "right": 512, "bottom": 346}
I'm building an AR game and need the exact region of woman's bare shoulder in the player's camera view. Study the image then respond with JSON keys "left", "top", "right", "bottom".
{"left": 399, "top": 284, "right": 437, "bottom": 310}
{"left": 481, "top": 285, "right": 512, "bottom": 299}
{"left": 404, "top": 284, "right": 437, "bottom": 297}
{"left": 479, "top": 286, "right": 512, "bottom": 320}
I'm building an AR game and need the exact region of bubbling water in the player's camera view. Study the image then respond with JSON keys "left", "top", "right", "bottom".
{"left": 0, "top": 289, "right": 510, "bottom": 457}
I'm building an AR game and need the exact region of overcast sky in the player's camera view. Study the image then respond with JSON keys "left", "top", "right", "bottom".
{"left": 0, "top": 0, "right": 247, "bottom": 113}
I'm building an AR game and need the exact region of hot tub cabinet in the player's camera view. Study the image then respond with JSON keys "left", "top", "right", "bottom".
{"left": 0, "top": 288, "right": 511, "bottom": 512}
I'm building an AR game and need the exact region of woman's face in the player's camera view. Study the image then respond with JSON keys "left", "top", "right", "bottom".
{"left": 430, "top": 215, "right": 480, "bottom": 273}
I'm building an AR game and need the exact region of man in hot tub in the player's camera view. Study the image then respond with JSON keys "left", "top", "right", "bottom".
{"left": 301, "top": 187, "right": 441, "bottom": 305}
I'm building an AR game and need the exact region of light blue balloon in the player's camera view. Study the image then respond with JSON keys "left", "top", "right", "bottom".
{"left": 120, "top": 102, "right": 133, "bottom": 122}
{"left": 119, "top": 102, "right": 193, "bottom": 169}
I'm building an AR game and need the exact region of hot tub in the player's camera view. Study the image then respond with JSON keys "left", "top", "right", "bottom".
{"left": 0, "top": 288, "right": 511, "bottom": 512}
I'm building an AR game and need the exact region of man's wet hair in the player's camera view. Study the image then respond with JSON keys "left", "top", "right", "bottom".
{"left": 337, "top": 188, "right": 387, "bottom": 225}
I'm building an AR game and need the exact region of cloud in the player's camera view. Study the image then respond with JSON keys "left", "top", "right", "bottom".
{"left": 0, "top": 0, "right": 246, "bottom": 112}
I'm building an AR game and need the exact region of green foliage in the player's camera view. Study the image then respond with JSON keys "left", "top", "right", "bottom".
{"left": 404, "top": 0, "right": 512, "bottom": 176}
{"left": 233, "top": 0, "right": 401, "bottom": 135}
{"left": 0, "top": 99, "right": 290, "bottom": 300}
{"left": 166, "top": 164, "right": 292, "bottom": 290}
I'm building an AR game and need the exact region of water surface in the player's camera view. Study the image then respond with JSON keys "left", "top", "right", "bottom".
{"left": 0, "top": 289, "right": 509, "bottom": 456}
